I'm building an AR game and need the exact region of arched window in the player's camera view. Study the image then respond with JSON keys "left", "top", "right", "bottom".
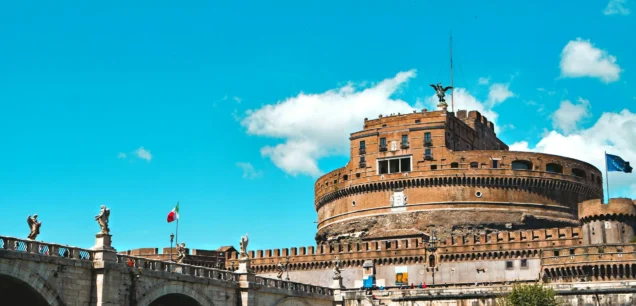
{"left": 470, "top": 162, "right": 479, "bottom": 169}
{"left": 572, "top": 168, "right": 587, "bottom": 178}
{"left": 546, "top": 163, "right": 563, "bottom": 174}
{"left": 450, "top": 162, "right": 459, "bottom": 169}
{"left": 511, "top": 160, "right": 533, "bottom": 171}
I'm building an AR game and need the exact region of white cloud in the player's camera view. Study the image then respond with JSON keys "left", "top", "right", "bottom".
{"left": 117, "top": 152, "right": 127, "bottom": 159}
{"left": 478, "top": 77, "right": 490, "bottom": 85}
{"left": 551, "top": 98, "right": 591, "bottom": 134}
{"left": 604, "top": 0, "right": 630, "bottom": 15}
{"left": 487, "top": 83, "right": 514, "bottom": 106}
{"left": 135, "top": 147, "right": 152, "bottom": 162}
{"left": 241, "top": 70, "right": 420, "bottom": 176}
{"left": 236, "top": 162, "right": 263, "bottom": 179}
{"left": 560, "top": 38, "right": 621, "bottom": 83}
{"left": 510, "top": 109, "right": 636, "bottom": 195}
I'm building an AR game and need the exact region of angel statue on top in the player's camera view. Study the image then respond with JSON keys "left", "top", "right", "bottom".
{"left": 430, "top": 82, "right": 453, "bottom": 103}
{"left": 27, "top": 214, "right": 42, "bottom": 240}
{"left": 239, "top": 233, "right": 249, "bottom": 258}
{"left": 95, "top": 205, "right": 111, "bottom": 234}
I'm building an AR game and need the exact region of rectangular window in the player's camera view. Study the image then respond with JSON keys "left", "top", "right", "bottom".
{"left": 360, "top": 156, "right": 366, "bottom": 163}
{"left": 569, "top": 249, "right": 575, "bottom": 255}
{"left": 520, "top": 259, "right": 528, "bottom": 268}
{"left": 430, "top": 165, "right": 437, "bottom": 170}
{"left": 390, "top": 141, "right": 397, "bottom": 151}
{"left": 400, "top": 158, "right": 411, "bottom": 172}
{"left": 389, "top": 159, "right": 400, "bottom": 172}
{"left": 360, "top": 140, "right": 366, "bottom": 149}
{"left": 506, "top": 261, "right": 513, "bottom": 270}
{"left": 492, "top": 160, "right": 499, "bottom": 169}
{"left": 379, "top": 160, "right": 389, "bottom": 174}
{"left": 377, "top": 156, "right": 412, "bottom": 174}
{"left": 401, "top": 135, "right": 408, "bottom": 143}
{"left": 424, "top": 132, "right": 432, "bottom": 143}
{"left": 553, "top": 250, "right": 560, "bottom": 257}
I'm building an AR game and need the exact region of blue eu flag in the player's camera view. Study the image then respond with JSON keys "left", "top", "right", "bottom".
{"left": 606, "top": 153, "right": 633, "bottom": 173}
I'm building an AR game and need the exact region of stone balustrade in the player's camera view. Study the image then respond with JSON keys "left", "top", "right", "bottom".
{"left": 254, "top": 276, "right": 334, "bottom": 296}
{"left": 0, "top": 235, "right": 93, "bottom": 260}
{"left": 115, "top": 254, "right": 237, "bottom": 281}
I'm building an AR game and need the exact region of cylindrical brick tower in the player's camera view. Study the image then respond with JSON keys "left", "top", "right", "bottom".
{"left": 579, "top": 198, "right": 636, "bottom": 245}
{"left": 314, "top": 109, "right": 603, "bottom": 243}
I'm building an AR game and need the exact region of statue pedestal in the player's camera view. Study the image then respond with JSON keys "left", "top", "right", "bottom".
{"left": 236, "top": 256, "right": 251, "bottom": 274}
{"left": 91, "top": 233, "right": 117, "bottom": 262}
{"left": 332, "top": 276, "right": 345, "bottom": 305}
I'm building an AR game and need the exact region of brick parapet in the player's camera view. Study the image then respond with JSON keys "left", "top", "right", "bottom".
{"left": 227, "top": 227, "right": 583, "bottom": 272}
{"left": 578, "top": 198, "right": 636, "bottom": 221}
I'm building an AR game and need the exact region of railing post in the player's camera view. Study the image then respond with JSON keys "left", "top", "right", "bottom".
{"left": 49, "top": 244, "right": 59, "bottom": 257}
{"left": 28, "top": 241, "right": 38, "bottom": 254}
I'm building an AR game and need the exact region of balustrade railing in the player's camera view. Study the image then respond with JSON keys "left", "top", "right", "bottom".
{"left": 0, "top": 235, "right": 93, "bottom": 260}
{"left": 115, "top": 254, "right": 236, "bottom": 282}
{"left": 253, "top": 276, "right": 333, "bottom": 296}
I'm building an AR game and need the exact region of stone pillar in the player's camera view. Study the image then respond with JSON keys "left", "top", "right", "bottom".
{"left": 90, "top": 233, "right": 119, "bottom": 306}
{"left": 236, "top": 255, "right": 256, "bottom": 306}
{"left": 332, "top": 275, "right": 345, "bottom": 306}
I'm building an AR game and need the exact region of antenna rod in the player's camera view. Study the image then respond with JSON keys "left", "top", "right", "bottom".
{"left": 450, "top": 31, "right": 454, "bottom": 113}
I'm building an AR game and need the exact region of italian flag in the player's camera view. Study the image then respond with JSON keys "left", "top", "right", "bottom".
{"left": 167, "top": 202, "right": 179, "bottom": 223}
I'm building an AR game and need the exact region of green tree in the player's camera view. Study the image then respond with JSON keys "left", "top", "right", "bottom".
{"left": 497, "top": 283, "right": 558, "bottom": 306}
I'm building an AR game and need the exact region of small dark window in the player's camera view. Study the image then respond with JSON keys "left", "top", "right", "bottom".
{"left": 425, "top": 148, "right": 432, "bottom": 156}
{"left": 380, "top": 137, "right": 387, "bottom": 146}
{"left": 389, "top": 159, "right": 400, "bottom": 173}
{"left": 569, "top": 249, "right": 575, "bottom": 255}
{"left": 360, "top": 156, "right": 366, "bottom": 163}
{"left": 492, "top": 160, "right": 499, "bottom": 169}
{"left": 360, "top": 141, "right": 366, "bottom": 149}
{"left": 506, "top": 261, "right": 513, "bottom": 270}
{"left": 343, "top": 175, "right": 348, "bottom": 181}
{"left": 401, "top": 158, "right": 411, "bottom": 172}
{"left": 401, "top": 135, "right": 408, "bottom": 143}
{"left": 424, "top": 132, "right": 432, "bottom": 143}
{"left": 450, "top": 162, "right": 459, "bottom": 168}
{"left": 430, "top": 165, "right": 437, "bottom": 170}
{"left": 356, "top": 173, "right": 361, "bottom": 178}
{"left": 470, "top": 162, "right": 479, "bottom": 168}
{"left": 553, "top": 250, "right": 559, "bottom": 257}
{"left": 572, "top": 168, "right": 586, "bottom": 178}
{"left": 415, "top": 119, "right": 421, "bottom": 123}
{"left": 546, "top": 163, "right": 563, "bottom": 174}
{"left": 511, "top": 160, "right": 532, "bottom": 170}
{"left": 382, "top": 124, "right": 387, "bottom": 127}
{"left": 379, "top": 160, "right": 389, "bottom": 174}
{"left": 520, "top": 259, "right": 528, "bottom": 268}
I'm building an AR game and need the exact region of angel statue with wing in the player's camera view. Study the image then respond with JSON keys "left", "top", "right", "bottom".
{"left": 95, "top": 205, "right": 110, "bottom": 234}
{"left": 239, "top": 233, "right": 249, "bottom": 257}
{"left": 430, "top": 83, "right": 453, "bottom": 103}
{"left": 27, "top": 214, "right": 42, "bottom": 240}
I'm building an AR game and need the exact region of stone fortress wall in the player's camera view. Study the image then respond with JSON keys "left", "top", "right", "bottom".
{"left": 314, "top": 109, "right": 603, "bottom": 242}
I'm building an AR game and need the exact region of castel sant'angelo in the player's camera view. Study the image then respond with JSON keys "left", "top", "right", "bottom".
{"left": 123, "top": 100, "right": 636, "bottom": 294}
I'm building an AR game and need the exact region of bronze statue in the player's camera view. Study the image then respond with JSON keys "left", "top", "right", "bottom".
{"left": 176, "top": 242, "right": 186, "bottom": 263}
{"left": 430, "top": 83, "right": 453, "bottom": 103}
{"left": 276, "top": 261, "right": 284, "bottom": 279}
{"left": 333, "top": 256, "right": 342, "bottom": 278}
{"left": 95, "top": 205, "right": 110, "bottom": 234}
{"left": 239, "top": 233, "right": 249, "bottom": 257}
{"left": 27, "top": 214, "right": 42, "bottom": 240}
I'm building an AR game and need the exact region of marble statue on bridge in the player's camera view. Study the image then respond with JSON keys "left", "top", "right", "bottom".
{"left": 95, "top": 205, "right": 110, "bottom": 234}
{"left": 239, "top": 233, "right": 249, "bottom": 258}
{"left": 176, "top": 242, "right": 186, "bottom": 263}
{"left": 26, "top": 214, "right": 41, "bottom": 240}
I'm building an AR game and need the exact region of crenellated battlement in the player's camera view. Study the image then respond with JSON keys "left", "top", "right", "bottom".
{"left": 578, "top": 197, "right": 636, "bottom": 221}
{"left": 226, "top": 227, "right": 583, "bottom": 272}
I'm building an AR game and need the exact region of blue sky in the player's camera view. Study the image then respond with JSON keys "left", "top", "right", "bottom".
{"left": 1, "top": 0, "right": 635, "bottom": 252}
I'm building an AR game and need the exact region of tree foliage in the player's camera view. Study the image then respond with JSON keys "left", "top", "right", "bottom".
{"left": 497, "top": 283, "right": 558, "bottom": 306}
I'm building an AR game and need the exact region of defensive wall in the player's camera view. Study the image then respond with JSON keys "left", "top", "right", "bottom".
{"left": 0, "top": 235, "right": 334, "bottom": 306}
{"left": 313, "top": 110, "right": 603, "bottom": 242}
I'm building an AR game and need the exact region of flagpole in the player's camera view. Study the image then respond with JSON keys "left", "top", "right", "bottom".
{"left": 175, "top": 201, "right": 179, "bottom": 246}
{"left": 605, "top": 152, "right": 610, "bottom": 203}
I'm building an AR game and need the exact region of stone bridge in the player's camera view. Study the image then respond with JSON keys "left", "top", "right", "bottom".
{"left": 0, "top": 235, "right": 336, "bottom": 306}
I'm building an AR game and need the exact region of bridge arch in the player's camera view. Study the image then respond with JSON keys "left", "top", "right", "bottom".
{"left": 272, "top": 296, "right": 313, "bottom": 306}
{"left": 0, "top": 261, "right": 65, "bottom": 306}
{"left": 137, "top": 281, "right": 214, "bottom": 306}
